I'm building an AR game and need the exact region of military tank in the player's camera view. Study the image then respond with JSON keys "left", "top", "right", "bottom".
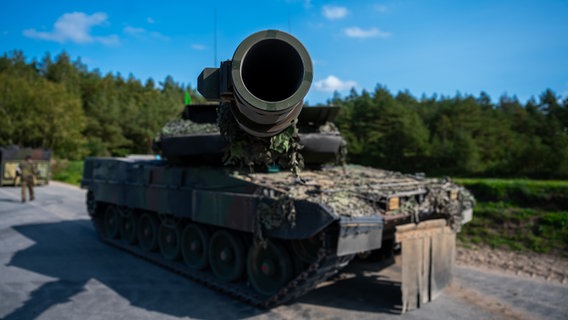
{"left": 81, "top": 30, "right": 474, "bottom": 312}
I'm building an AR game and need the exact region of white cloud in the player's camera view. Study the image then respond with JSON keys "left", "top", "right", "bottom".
{"left": 192, "top": 44, "right": 207, "bottom": 50}
{"left": 23, "top": 12, "right": 119, "bottom": 45}
{"left": 344, "top": 27, "right": 391, "bottom": 39}
{"left": 314, "top": 75, "right": 356, "bottom": 92}
{"left": 322, "top": 5, "right": 348, "bottom": 20}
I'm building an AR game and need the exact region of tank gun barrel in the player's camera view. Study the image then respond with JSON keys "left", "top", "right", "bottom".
{"left": 198, "top": 30, "right": 313, "bottom": 137}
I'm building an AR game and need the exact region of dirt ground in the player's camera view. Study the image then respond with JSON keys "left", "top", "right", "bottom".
{"left": 456, "top": 244, "right": 568, "bottom": 285}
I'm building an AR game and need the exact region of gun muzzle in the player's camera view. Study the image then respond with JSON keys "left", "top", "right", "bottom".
{"left": 198, "top": 30, "right": 313, "bottom": 137}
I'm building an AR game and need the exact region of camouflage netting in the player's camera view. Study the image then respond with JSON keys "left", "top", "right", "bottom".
{"left": 156, "top": 116, "right": 219, "bottom": 140}
{"left": 153, "top": 105, "right": 306, "bottom": 177}
{"left": 218, "top": 103, "right": 305, "bottom": 176}
{"left": 155, "top": 103, "right": 346, "bottom": 174}
{"left": 238, "top": 165, "right": 475, "bottom": 232}
{"left": 253, "top": 189, "right": 297, "bottom": 246}
{"left": 426, "top": 181, "right": 475, "bottom": 232}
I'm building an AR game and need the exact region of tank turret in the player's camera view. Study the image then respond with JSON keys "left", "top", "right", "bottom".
{"left": 156, "top": 30, "right": 317, "bottom": 172}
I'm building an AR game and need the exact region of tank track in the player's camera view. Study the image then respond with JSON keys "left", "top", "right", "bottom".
{"left": 90, "top": 207, "right": 350, "bottom": 308}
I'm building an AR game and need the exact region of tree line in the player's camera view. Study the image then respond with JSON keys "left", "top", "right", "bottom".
{"left": 331, "top": 86, "right": 568, "bottom": 179}
{"left": 0, "top": 50, "right": 203, "bottom": 159}
{"left": 1, "top": 50, "right": 567, "bottom": 178}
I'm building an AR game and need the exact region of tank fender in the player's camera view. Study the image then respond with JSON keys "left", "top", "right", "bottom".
{"left": 336, "top": 216, "right": 384, "bottom": 256}
{"left": 191, "top": 192, "right": 338, "bottom": 239}
{"left": 266, "top": 201, "right": 339, "bottom": 239}
{"left": 191, "top": 190, "right": 257, "bottom": 232}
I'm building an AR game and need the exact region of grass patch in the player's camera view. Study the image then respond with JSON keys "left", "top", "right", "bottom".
{"left": 455, "top": 178, "right": 568, "bottom": 209}
{"left": 458, "top": 201, "right": 568, "bottom": 257}
{"left": 456, "top": 179, "right": 568, "bottom": 256}
{"left": 51, "top": 160, "right": 83, "bottom": 186}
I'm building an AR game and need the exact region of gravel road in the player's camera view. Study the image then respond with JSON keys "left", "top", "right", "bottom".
{"left": 1, "top": 182, "right": 566, "bottom": 319}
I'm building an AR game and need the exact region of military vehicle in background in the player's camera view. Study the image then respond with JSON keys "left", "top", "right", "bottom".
{"left": 0, "top": 146, "right": 50, "bottom": 186}
{"left": 81, "top": 30, "right": 474, "bottom": 312}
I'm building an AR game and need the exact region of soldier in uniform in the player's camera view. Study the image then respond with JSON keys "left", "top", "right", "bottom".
{"left": 18, "top": 156, "right": 36, "bottom": 202}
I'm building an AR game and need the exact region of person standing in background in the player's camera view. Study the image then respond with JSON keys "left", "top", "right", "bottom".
{"left": 18, "top": 156, "right": 36, "bottom": 202}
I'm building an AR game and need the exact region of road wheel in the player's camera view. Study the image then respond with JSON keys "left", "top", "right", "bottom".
{"left": 86, "top": 190, "right": 98, "bottom": 216}
{"left": 120, "top": 212, "right": 137, "bottom": 244}
{"left": 209, "top": 230, "right": 245, "bottom": 282}
{"left": 104, "top": 206, "right": 120, "bottom": 239}
{"left": 247, "top": 240, "right": 293, "bottom": 296}
{"left": 158, "top": 223, "right": 181, "bottom": 261}
{"left": 181, "top": 224, "right": 210, "bottom": 270}
{"left": 137, "top": 213, "right": 158, "bottom": 252}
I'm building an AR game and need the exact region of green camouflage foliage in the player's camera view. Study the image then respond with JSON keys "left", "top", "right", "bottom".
{"left": 218, "top": 103, "right": 305, "bottom": 176}
{"left": 157, "top": 116, "right": 219, "bottom": 138}
{"left": 254, "top": 191, "right": 297, "bottom": 246}
{"left": 239, "top": 165, "right": 475, "bottom": 232}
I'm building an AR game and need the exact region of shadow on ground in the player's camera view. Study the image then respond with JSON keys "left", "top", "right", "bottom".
{"left": 0, "top": 197, "right": 21, "bottom": 203}
{"left": 297, "top": 259, "right": 403, "bottom": 314}
{"left": 5, "top": 220, "right": 403, "bottom": 318}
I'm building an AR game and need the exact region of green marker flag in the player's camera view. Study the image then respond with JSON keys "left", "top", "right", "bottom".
{"left": 185, "top": 92, "right": 192, "bottom": 105}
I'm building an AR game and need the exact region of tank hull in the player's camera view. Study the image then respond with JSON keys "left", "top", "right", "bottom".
{"left": 81, "top": 157, "right": 388, "bottom": 307}
{"left": 82, "top": 157, "right": 473, "bottom": 309}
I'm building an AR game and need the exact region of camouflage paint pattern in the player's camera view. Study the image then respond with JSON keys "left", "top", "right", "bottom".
{"left": 82, "top": 155, "right": 473, "bottom": 247}
{"left": 82, "top": 157, "right": 345, "bottom": 241}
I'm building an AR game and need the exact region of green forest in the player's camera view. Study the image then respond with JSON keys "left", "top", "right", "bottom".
{"left": 0, "top": 50, "right": 206, "bottom": 159}
{"left": 1, "top": 50, "right": 568, "bottom": 179}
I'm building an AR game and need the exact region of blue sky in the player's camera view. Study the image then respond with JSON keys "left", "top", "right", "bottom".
{"left": 1, "top": 0, "right": 567, "bottom": 105}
